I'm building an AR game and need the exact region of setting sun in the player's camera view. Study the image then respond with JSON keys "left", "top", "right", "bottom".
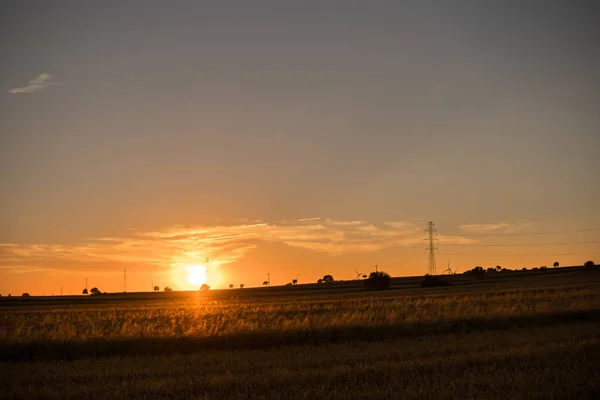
{"left": 186, "top": 265, "right": 207, "bottom": 286}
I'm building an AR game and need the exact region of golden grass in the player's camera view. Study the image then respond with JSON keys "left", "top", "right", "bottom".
{"left": 2, "top": 283, "right": 598, "bottom": 344}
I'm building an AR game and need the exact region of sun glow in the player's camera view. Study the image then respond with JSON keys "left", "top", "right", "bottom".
{"left": 186, "top": 265, "right": 207, "bottom": 286}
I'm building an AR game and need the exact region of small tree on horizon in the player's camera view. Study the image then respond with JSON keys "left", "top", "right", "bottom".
{"left": 292, "top": 279, "right": 298, "bottom": 285}
{"left": 262, "top": 280, "right": 269, "bottom": 287}
{"left": 553, "top": 261, "right": 559, "bottom": 268}
{"left": 229, "top": 284, "right": 234, "bottom": 289}
{"left": 90, "top": 287, "right": 102, "bottom": 295}
{"left": 322, "top": 275, "right": 334, "bottom": 284}
{"left": 317, "top": 278, "right": 323, "bottom": 284}
{"left": 22, "top": 293, "right": 31, "bottom": 297}
{"left": 584, "top": 260, "right": 595, "bottom": 269}
{"left": 82, "top": 288, "right": 88, "bottom": 295}
{"left": 153, "top": 285, "right": 160, "bottom": 292}
{"left": 364, "top": 271, "right": 391, "bottom": 290}
{"left": 200, "top": 283, "right": 210, "bottom": 291}
{"left": 240, "top": 283, "right": 244, "bottom": 289}
{"left": 164, "top": 287, "right": 172, "bottom": 292}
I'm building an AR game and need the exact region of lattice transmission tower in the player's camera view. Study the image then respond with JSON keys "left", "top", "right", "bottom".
{"left": 424, "top": 222, "right": 439, "bottom": 275}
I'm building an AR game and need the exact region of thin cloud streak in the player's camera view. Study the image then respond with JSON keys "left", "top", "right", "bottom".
{"left": 459, "top": 222, "right": 532, "bottom": 234}
{"left": 9, "top": 73, "right": 58, "bottom": 94}
{"left": 0, "top": 218, "right": 476, "bottom": 275}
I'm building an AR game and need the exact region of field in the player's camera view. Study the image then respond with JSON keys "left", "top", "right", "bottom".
{"left": 1, "top": 267, "right": 599, "bottom": 399}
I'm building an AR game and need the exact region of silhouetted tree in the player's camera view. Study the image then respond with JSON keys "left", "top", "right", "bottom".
{"left": 153, "top": 285, "right": 160, "bottom": 292}
{"left": 322, "top": 275, "right": 334, "bottom": 284}
{"left": 317, "top": 278, "right": 323, "bottom": 284}
{"left": 22, "top": 293, "right": 30, "bottom": 297}
{"left": 487, "top": 267, "right": 496, "bottom": 273}
{"left": 364, "top": 271, "right": 391, "bottom": 290}
{"left": 229, "top": 284, "right": 234, "bottom": 289}
{"left": 584, "top": 260, "right": 595, "bottom": 269}
{"left": 532, "top": 267, "right": 539, "bottom": 271}
{"left": 285, "top": 282, "right": 293, "bottom": 287}
{"left": 8, "top": 294, "right": 11, "bottom": 297}
{"left": 540, "top": 266, "right": 547, "bottom": 270}
{"left": 262, "top": 280, "right": 269, "bottom": 287}
{"left": 200, "top": 283, "right": 210, "bottom": 291}
{"left": 164, "top": 287, "right": 172, "bottom": 292}
{"left": 82, "top": 288, "right": 88, "bottom": 295}
{"left": 553, "top": 261, "right": 559, "bottom": 268}
{"left": 496, "top": 265, "right": 502, "bottom": 272}
{"left": 292, "top": 279, "right": 298, "bottom": 285}
{"left": 90, "top": 287, "right": 102, "bottom": 295}
{"left": 522, "top": 268, "right": 527, "bottom": 271}
{"left": 240, "top": 284, "right": 244, "bottom": 289}
{"left": 464, "top": 266, "right": 485, "bottom": 278}
{"left": 362, "top": 274, "right": 368, "bottom": 279}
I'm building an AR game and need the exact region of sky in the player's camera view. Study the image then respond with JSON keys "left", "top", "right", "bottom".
{"left": 1, "top": 1, "right": 599, "bottom": 295}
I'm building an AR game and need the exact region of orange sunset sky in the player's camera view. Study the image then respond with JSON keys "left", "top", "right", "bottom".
{"left": 1, "top": 2, "right": 599, "bottom": 295}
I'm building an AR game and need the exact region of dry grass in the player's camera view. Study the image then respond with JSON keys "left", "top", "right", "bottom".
{"left": 1, "top": 269, "right": 599, "bottom": 399}
{"left": 2, "top": 284, "right": 598, "bottom": 344}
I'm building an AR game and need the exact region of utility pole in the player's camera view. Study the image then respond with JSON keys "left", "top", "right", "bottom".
{"left": 424, "top": 221, "right": 438, "bottom": 275}
{"left": 206, "top": 257, "right": 210, "bottom": 285}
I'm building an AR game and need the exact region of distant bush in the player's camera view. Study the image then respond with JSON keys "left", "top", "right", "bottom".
{"left": 463, "top": 266, "right": 485, "bottom": 278}
{"left": 420, "top": 275, "right": 450, "bottom": 288}
{"left": 164, "top": 287, "right": 172, "bottom": 292}
{"left": 364, "top": 271, "right": 391, "bottom": 290}
{"left": 584, "top": 260, "right": 595, "bottom": 269}
{"left": 22, "top": 293, "right": 31, "bottom": 297}
{"left": 322, "top": 275, "right": 335, "bottom": 284}
{"left": 90, "top": 288, "right": 102, "bottom": 295}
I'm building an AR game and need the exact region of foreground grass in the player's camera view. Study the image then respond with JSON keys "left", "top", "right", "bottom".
{"left": 1, "top": 270, "right": 599, "bottom": 398}
{"left": 2, "top": 322, "right": 598, "bottom": 399}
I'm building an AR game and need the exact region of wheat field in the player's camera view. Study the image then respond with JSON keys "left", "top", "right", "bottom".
{"left": 1, "top": 268, "right": 599, "bottom": 399}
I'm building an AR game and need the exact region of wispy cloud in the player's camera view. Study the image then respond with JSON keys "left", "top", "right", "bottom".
{"left": 0, "top": 219, "right": 475, "bottom": 274}
{"left": 458, "top": 221, "right": 532, "bottom": 234}
{"left": 9, "top": 73, "right": 58, "bottom": 94}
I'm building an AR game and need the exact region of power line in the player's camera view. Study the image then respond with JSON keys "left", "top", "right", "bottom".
{"left": 457, "top": 228, "right": 600, "bottom": 237}
{"left": 441, "top": 240, "right": 600, "bottom": 247}
{"left": 440, "top": 251, "right": 600, "bottom": 257}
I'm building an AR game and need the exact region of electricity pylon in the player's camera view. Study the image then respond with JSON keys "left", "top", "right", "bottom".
{"left": 424, "top": 222, "right": 438, "bottom": 275}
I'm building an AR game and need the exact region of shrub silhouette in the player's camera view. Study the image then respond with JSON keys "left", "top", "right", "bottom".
{"left": 584, "top": 260, "right": 595, "bottom": 269}
{"left": 154, "top": 285, "right": 160, "bottom": 292}
{"left": 90, "top": 287, "right": 102, "bottom": 295}
{"left": 22, "top": 293, "right": 31, "bottom": 297}
{"left": 82, "top": 288, "right": 88, "bottom": 295}
{"left": 322, "top": 275, "right": 334, "bottom": 284}
{"left": 239, "top": 284, "right": 244, "bottom": 289}
{"left": 553, "top": 261, "right": 559, "bottom": 268}
{"left": 364, "top": 271, "right": 391, "bottom": 290}
{"left": 464, "top": 266, "right": 485, "bottom": 278}
{"left": 420, "top": 275, "right": 450, "bottom": 288}
{"left": 164, "top": 287, "right": 172, "bottom": 292}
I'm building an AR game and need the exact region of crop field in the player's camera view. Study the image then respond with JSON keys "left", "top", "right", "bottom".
{"left": 1, "top": 267, "right": 599, "bottom": 399}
